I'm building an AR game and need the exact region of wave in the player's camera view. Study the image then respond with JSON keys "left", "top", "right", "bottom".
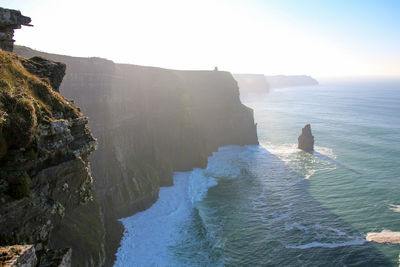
{"left": 260, "top": 142, "right": 337, "bottom": 160}
{"left": 286, "top": 239, "right": 366, "bottom": 249}
{"left": 114, "top": 172, "right": 194, "bottom": 267}
{"left": 388, "top": 204, "right": 400, "bottom": 213}
{"left": 188, "top": 168, "right": 218, "bottom": 204}
{"left": 366, "top": 230, "right": 400, "bottom": 244}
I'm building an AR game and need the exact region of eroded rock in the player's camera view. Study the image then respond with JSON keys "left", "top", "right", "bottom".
{"left": 39, "top": 248, "right": 72, "bottom": 267}
{"left": 0, "top": 50, "right": 96, "bottom": 264}
{"left": 0, "top": 7, "right": 31, "bottom": 52}
{"left": 0, "top": 245, "right": 37, "bottom": 267}
{"left": 298, "top": 124, "right": 314, "bottom": 152}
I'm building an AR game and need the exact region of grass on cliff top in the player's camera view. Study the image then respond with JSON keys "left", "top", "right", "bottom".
{"left": 0, "top": 49, "right": 81, "bottom": 159}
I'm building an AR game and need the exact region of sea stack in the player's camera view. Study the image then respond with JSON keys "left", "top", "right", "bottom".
{"left": 298, "top": 124, "right": 314, "bottom": 152}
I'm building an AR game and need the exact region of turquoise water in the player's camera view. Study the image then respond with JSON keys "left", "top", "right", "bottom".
{"left": 116, "top": 80, "right": 400, "bottom": 266}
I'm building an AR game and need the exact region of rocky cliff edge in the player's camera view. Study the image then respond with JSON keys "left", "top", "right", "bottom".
{"left": 0, "top": 50, "right": 97, "bottom": 265}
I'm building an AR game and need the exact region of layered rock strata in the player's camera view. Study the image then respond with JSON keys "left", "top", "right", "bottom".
{"left": 0, "top": 7, "right": 31, "bottom": 52}
{"left": 16, "top": 46, "right": 259, "bottom": 266}
{"left": 0, "top": 245, "right": 37, "bottom": 266}
{"left": 0, "top": 50, "right": 96, "bottom": 265}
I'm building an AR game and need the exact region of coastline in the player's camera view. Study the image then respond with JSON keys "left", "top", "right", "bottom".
{"left": 115, "top": 172, "right": 193, "bottom": 266}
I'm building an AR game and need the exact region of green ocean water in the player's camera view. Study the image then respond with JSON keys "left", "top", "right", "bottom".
{"left": 116, "top": 80, "right": 400, "bottom": 266}
{"left": 241, "top": 80, "right": 400, "bottom": 265}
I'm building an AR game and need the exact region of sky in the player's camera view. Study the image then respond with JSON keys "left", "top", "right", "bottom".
{"left": 2, "top": 0, "right": 400, "bottom": 78}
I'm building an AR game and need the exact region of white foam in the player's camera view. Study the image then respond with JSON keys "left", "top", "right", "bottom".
{"left": 366, "top": 230, "right": 400, "bottom": 244}
{"left": 259, "top": 142, "right": 337, "bottom": 162}
{"left": 389, "top": 204, "right": 400, "bottom": 213}
{"left": 286, "top": 239, "right": 366, "bottom": 249}
{"left": 259, "top": 142, "right": 346, "bottom": 179}
{"left": 188, "top": 168, "right": 218, "bottom": 204}
{"left": 114, "top": 172, "right": 193, "bottom": 267}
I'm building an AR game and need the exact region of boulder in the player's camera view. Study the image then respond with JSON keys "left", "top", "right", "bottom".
{"left": 298, "top": 124, "right": 314, "bottom": 152}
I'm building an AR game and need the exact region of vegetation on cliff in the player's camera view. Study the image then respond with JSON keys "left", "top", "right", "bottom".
{"left": 0, "top": 49, "right": 97, "bottom": 265}
{"left": 15, "top": 46, "right": 259, "bottom": 266}
{"left": 0, "top": 50, "right": 80, "bottom": 161}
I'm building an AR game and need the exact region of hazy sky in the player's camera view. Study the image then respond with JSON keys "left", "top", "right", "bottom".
{"left": 3, "top": 0, "right": 400, "bottom": 77}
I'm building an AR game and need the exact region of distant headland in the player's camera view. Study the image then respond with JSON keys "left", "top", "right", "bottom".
{"left": 233, "top": 74, "right": 318, "bottom": 98}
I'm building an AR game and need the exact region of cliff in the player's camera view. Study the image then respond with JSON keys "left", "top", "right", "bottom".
{"left": 0, "top": 50, "right": 96, "bottom": 265}
{"left": 233, "top": 74, "right": 270, "bottom": 100}
{"left": 265, "top": 75, "right": 318, "bottom": 88}
{"left": 15, "top": 46, "right": 259, "bottom": 266}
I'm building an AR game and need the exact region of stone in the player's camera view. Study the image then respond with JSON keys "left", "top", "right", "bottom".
{"left": 0, "top": 245, "right": 37, "bottom": 267}
{"left": 0, "top": 7, "right": 32, "bottom": 52}
{"left": 0, "top": 46, "right": 96, "bottom": 265}
{"left": 20, "top": 56, "right": 66, "bottom": 92}
{"left": 39, "top": 248, "right": 72, "bottom": 267}
{"left": 298, "top": 124, "right": 314, "bottom": 152}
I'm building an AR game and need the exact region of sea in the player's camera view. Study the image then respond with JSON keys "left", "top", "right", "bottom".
{"left": 115, "top": 79, "right": 400, "bottom": 266}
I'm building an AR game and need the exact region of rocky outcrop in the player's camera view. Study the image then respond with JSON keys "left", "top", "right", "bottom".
{"left": 0, "top": 50, "right": 96, "bottom": 265}
{"left": 39, "top": 248, "right": 72, "bottom": 267}
{"left": 298, "top": 124, "right": 314, "bottom": 152}
{"left": 15, "top": 46, "right": 259, "bottom": 266}
{"left": 0, "top": 245, "right": 37, "bottom": 266}
{"left": 0, "top": 7, "right": 31, "bottom": 52}
{"left": 20, "top": 56, "right": 66, "bottom": 92}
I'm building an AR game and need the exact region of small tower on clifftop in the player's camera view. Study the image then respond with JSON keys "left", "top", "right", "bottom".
{"left": 0, "top": 7, "right": 32, "bottom": 52}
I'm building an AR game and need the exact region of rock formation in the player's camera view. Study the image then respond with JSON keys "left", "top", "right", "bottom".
{"left": 298, "top": 124, "right": 314, "bottom": 152}
{"left": 15, "top": 46, "right": 259, "bottom": 266}
{"left": 0, "top": 49, "right": 96, "bottom": 265}
{"left": 0, "top": 7, "right": 31, "bottom": 52}
{"left": 0, "top": 245, "right": 37, "bottom": 266}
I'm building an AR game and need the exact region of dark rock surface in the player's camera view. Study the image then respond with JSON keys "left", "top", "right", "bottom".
{"left": 16, "top": 46, "right": 259, "bottom": 266}
{"left": 21, "top": 56, "right": 66, "bottom": 92}
{"left": 0, "top": 7, "right": 31, "bottom": 52}
{"left": 39, "top": 247, "right": 72, "bottom": 267}
{"left": 298, "top": 124, "right": 314, "bottom": 152}
{"left": 0, "top": 50, "right": 96, "bottom": 265}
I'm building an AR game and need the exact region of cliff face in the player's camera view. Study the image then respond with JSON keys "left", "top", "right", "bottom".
{"left": 15, "top": 46, "right": 258, "bottom": 266}
{"left": 0, "top": 50, "right": 96, "bottom": 264}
